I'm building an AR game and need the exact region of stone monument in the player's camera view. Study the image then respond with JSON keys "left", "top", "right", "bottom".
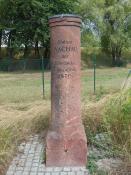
{"left": 46, "top": 14, "right": 87, "bottom": 167}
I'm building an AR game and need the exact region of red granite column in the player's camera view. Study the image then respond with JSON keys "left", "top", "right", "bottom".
{"left": 46, "top": 14, "right": 87, "bottom": 167}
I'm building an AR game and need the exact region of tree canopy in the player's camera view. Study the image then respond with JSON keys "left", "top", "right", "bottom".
{"left": 0, "top": 0, "right": 130, "bottom": 67}
{"left": 0, "top": 0, "right": 78, "bottom": 58}
{"left": 79, "top": 0, "right": 131, "bottom": 66}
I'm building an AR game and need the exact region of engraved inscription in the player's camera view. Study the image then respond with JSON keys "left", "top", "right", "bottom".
{"left": 54, "top": 40, "right": 78, "bottom": 58}
{"left": 57, "top": 40, "right": 72, "bottom": 44}
{"left": 57, "top": 74, "right": 72, "bottom": 79}
{"left": 53, "top": 61, "right": 75, "bottom": 66}
{"left": 53, "top": 67, "right": 76, "bottom": 73}
{"left": 55, "top": 46, "right": 77, "bottom": 53}
{"left": 53, "top": 40, "right": 77, "bottom": 79}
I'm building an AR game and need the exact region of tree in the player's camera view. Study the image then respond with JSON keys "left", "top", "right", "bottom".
{"left": 0, "top": 0, "right": 19, "bottom": 58}
{"left": 49, "top": 0, "right": 78, "bottom": 14}
{"left": 0, "top": 28, "right": 2, "bottom": 59}
{"left": 0, "top": 0, "right": 5, "bottom": 59}
{"left": 0, "top": 0, "right": 78, "bottom": 60}
{"left": 79, "top": 0, "right": 131, "bottom": 66}
{"left": 81, "top": 26, "right": 99, "bottom": 47}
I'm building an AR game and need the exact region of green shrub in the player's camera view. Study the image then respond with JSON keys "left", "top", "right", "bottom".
{"left": 103, "top": 89, "right": 131, "bottom": 156}
{"left": 81, "top": 47, "right": 131, "bottom": 68}
{"left": 81, "top": 47, "right": 112, "bottom": 68}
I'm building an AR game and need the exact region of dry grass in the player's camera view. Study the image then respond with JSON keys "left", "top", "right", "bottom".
{"left": 0, "top": 100, "right": 50, "bottom": 174}
{"left": 0, "top": 100, "right": 50, "bottom": 129}
{"left": 0, "top": 68, "right": 130, "bottom": 174}
{"left": 82, "top": 95, "right": 111, "bottom": 146}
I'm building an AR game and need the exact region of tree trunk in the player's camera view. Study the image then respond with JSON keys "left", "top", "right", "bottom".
{"left": 7, "top": 31, "right": 14, "bottom": 59}
{"left": 0, "top": 30, "right": 2, "bottom": 59}
{"left": 117, "top": 48, "right": 122, "bottom": 66}
{"left": 111, "top": 47, "right": 116, "bottom": 66}
{"left": 24, "top": 44, "right": 28, "bottom": 58}
{"left": 44, "top": 46, "right": 49, "bottom": 58}
{"left": 111, "top": 46, "right": 122, "bottom": 67}
{"left": 34, "top": 41, "right": 40, "bottom": 58}
{"left": 44, "top": 46, "right": 50, "bottom": 69}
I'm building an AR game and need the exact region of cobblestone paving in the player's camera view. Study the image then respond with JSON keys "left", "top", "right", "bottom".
{"left": 6, "top": 135, "right": 89, "bottom": 175}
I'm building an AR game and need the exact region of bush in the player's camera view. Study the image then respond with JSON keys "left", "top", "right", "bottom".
{"left": 81, "top": 47, "right": 131, "bottom": 68}
{"left": 82, "top": 96, "right": 109, "bottom": 143}
{"left": 81, "top": 47, "right": 112, "bottom": 68}
{"left": 103, "top": 89, "right": 131, "bottom": 156}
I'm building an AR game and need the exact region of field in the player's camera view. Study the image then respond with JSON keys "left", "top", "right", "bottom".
{"left": 0, "top": 68, "right": 131, "bottom": 174}
{"left": 0, "top": 68, "right": 129, "bottom": 103}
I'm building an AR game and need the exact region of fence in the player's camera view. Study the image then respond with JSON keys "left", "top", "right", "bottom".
{"left": 0, "top": 58, "right": 50, "bottom": 72}
{"left": 0, "top": 58, "right": 131, "bottom": 174}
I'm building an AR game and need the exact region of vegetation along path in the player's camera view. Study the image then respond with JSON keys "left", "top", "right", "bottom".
{"left": 0, "top": 68, "right": 131, "bottom": 175}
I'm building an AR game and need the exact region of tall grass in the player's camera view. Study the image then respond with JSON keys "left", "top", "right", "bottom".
{"left": 83, "top": 89, "right": 131, "bottom": 174}
{"left": 0, "top": 100, "right": 50, "bottom": 174}
{"left": 104, "top": 89, "right": 131, "bottom": 157}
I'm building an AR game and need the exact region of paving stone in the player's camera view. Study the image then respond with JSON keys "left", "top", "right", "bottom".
{"left": 38, "top": 167, "right": 45, "bottom": 172}
{"left": 54, "top": 167, "right": 63, "bottom": 172}
{"left": 33, "top": 159, "right": 40, "bottom": 163}
{"left": 31, "top": 167, "right": 38, "bottom": 172}
{"left": 22, "top": 172, "right": 29, "bottom": 175}
{"left": 60, "top": 172, "right": 68, "bottom": 175}
{"left": 29, "top": 172, "right": 37, "bottom": 175}
{"left": 15, "top": 171, "right": 23, "bottom": 175}
{"left": 8, "top": 165, "right": 16, "bottom": 171}
{"left": 32, "top": 163, "right": 39, "bottom": 167}
{"left": 6, "top": 135, "right": 89, "bottom": 175}
{"left": 68, "top": 172, "right": 75, "bottom": 175}
{"left": 27, "top": 157, "right": 33, "bottom": 161}
{"left": 63, "top": 167, "right": 71, "bottom": 172}
{"left": 71, "top": 167, "right": 81, "bottom": 171}
{"left": 76, "top": 172, "right": 88, "bottom": 175}
{"left": 80, "top": 167, "right": 87, "bottom": 171}
{"left": 52, "top": 173, "right": 60, "bottom": 175}
{"left": 16, "top": 167, "right": 24, "bottom": 171}
{"left": 38, "top": 173, "right": 46, "bottom": 175}
{"left": 23, "top": 166, "right": 31, "bottom": 171}
{"left": 45, "top": 167, "right": 54, "bottom": 172}
{"left": 6, "top": 171, "right": 14, "bottom": 175}
{"left": 25, "top": 162, "right": 32, "bottom": 167}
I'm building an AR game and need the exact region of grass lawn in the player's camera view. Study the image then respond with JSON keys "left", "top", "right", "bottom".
{"left": 0, "top": 67, "right": 130, "bottom": 174}
{"left": 0, "top": 68, "right": 129, "bottom": 103}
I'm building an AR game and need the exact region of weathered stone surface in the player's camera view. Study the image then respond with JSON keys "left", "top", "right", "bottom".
{"left": 46, "top": 14, "right": 87, "bottom": 167}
